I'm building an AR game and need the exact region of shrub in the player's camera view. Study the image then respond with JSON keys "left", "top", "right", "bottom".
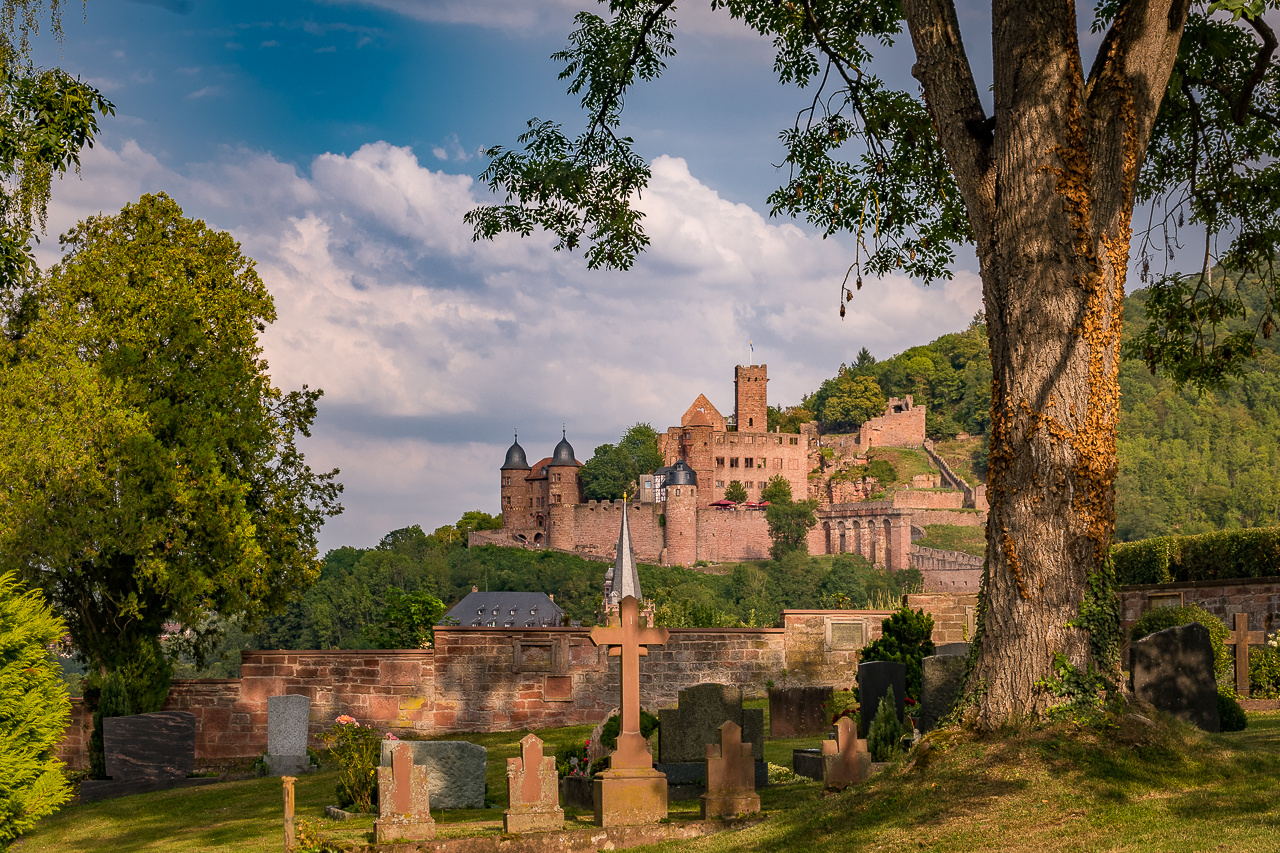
{"left": 1112, "top": 527, "right": 1280, "bottom": 585}
{"left": 1129, "top": 605, "right": 1231, "bottom": 682}
{"left": 319, "top": 716, "right": 384, "bottom": 812}
{"left": 1217, "top": 688, "right": 1248, "bottom": 732}
{"left": 554, "top": 738, "right": 591, "bottom": 778}
{"left": 598, "top": 709, "right": 659, "bottom": 751}
{"left": 866, "top": 687, "right": 904, "bottom": 762}
{"left": 0, "top": 572, "right": 74, "bottom": 849}
{"left": 860, "top": 607, "right": 936, "bottom": 701}
{"left": 1249, "top": 634, "right": 1280, "bottom": 698}
{"left": 86, "top": 670, "right": 133, "bottom": 780}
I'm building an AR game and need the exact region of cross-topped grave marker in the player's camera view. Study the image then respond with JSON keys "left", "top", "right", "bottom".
{"left": 701, "top": 721, "right": 760, "bottom": 819}
{"left": 590, "top": 595, "right": 669, "bottom": 771}
{"left": 1227, "top": 612, "right": 1266, "bottom": 697}
{"left": 375, "top": 741, "right": 435, "bottom": 843}
{"left": 504, "top": 733, "right": 564, "bottom": 833}
{"left": 588, "top": 594, "right": 670, "bottom": 826}
{"left": 822, "top": 716, "right": 871, "bottom": 792}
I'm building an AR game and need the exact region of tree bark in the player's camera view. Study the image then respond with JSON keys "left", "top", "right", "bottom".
{"left": 900, "top": 0, "right": 1189, "bottom": 726}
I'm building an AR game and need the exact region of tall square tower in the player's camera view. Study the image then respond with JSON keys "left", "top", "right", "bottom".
{"left": 734, "top": 364, "right": 768, "bottom": 432}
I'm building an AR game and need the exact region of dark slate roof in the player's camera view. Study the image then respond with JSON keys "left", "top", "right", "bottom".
{"left": 502, "top": 437, "right": 531, "bottom": 470}
{"left": 551, "top": 433, "right": 578, "bottom": 466}
{"left": 666, "top": 458, "right": 697, "bottom": 486}
{"left": 444, "top": 591, "right": 564, "bottom": 628}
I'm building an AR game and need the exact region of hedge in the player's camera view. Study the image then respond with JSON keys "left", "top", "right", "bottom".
{"left": 1112, "top": 527, "right": 1280, "bottom": 586}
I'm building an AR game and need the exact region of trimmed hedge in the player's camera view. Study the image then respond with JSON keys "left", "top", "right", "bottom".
{"left": 1112, "top": 526, "right": 1280, "bottom": 585}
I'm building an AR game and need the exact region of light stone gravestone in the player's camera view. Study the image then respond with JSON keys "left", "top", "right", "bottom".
{"left": 379, "top": 740, "right": 488, "bottom": 809}
{"left": 822, "top": 716, "right": 870, "bottom": 792}
{"left": 657, "top": 683, "right": 766, "bottom": 793}
{"left": 858, "top": 660, "right": 907, "bottom": 737}
{"left": 589, "top": 594, "right": 670, "bottom": 827}
{"left": 266, "top": 694, "right": 312, "bottom": 775}
{"left": 919, "top": 654, "right": 968, "bottom": 733}
{"left": 504, "top": 733, "right": 564, "bottom": 833}
{"left": 1129, "top": 622, "right": 1221, "bottom": 732}
{"left": 701, "top": 721, "right": 760, "bottom": 819}
{"left": 375, "top": 741, "right": 435, "bottom": 843}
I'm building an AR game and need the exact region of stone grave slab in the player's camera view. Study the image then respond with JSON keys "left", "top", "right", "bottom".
{"left": 701, "top": 721, "right": 760, "bottom": 819}
{"left": 919, "top": 654, "right": 968, "bottom": 733}
{"left": 380, "top": 740, "right": 487, "bottom": 809}
{"left": 657, "top": 682, "right": 766, "bottom": 799}
{"left": 935, "top": 642, "right": 971, "bottom": 657}
{"left": 376, "top": 741, "right": 435, "bottom": 843}
{"left": 80, "top": 710, "right": 218, "bottom": 803}
{"left": 504, "top": 733, "right": 564, "bottom": 833}
{"left": 267, "top": 694, "right": 312, "bottom": 776}
{"left": 767, "top": 686, "right": 832, "bottom": 737}
{"left": 857, "top": 661, "right": 906, "bottom": 737}
{"left": 822, "top": 717, "right": 870, "bottom": 791}
{"left": 1129, "top": 622, "right": 1221, "bottom": 732}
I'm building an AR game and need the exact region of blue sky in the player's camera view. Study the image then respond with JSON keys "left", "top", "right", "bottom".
{"left": 33, "top": 1, "right": 986, "bottom": 552}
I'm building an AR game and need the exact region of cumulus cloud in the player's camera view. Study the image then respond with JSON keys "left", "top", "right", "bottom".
{"left": 41, "top": 137, "right": 981, "bottom": 550}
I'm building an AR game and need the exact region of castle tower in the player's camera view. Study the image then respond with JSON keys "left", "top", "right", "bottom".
{"left": 501, "top": 434, "right": 532, "bottom": 529}
{"left": 546, "top": 430, "right": 580, "bottom": 507}
{"left": 735, "top": 364, "right": 768, "bottom": 433}
{"left": 662, "top": 460, "right": 698, "bottom": 567}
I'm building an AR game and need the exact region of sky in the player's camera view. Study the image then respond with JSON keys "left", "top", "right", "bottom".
{"left": 29, "top": 0, "right": 991, "bottom": 553}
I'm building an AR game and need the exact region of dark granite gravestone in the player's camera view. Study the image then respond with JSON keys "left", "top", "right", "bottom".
{"left": 1129, "top": 622, "right": 1221, "bottom": 732}
{"left": 656, "top": 683, "right": 766, "bottom": 798}
{"left": 768, "top": 686, "right": 833, "bottom": 737}
{"left": 857, "top": 661, "right": 906, "bottom": 738}
{"left": 919, "top": 654, "right": 968, "bottom": 733}
{"left": 936, "top": 642, "right": 971, "bottom": 657}
{"left": 80, "top": 710, "right": 218, "bottom": 803}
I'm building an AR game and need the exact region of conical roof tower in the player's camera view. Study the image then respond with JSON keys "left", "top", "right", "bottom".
{"left": 604, "top": 501, "right": 642, "bottom": 611}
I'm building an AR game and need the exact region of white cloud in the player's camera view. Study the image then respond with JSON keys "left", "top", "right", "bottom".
{"left": 42, "top": 137, "right": 982, "bottom": 551}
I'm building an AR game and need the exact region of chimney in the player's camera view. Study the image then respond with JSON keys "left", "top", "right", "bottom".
{"left": 472, "top": 585, "right": 478, "bottom": 593}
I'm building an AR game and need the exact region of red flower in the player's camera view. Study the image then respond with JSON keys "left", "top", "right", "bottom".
{"left": 904, "top": 696, "right": 918, "bottom": 706}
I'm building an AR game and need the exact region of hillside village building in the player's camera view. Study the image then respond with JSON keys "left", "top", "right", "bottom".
{"left": 474, "top": 364, "right": 981, "bottom": 573}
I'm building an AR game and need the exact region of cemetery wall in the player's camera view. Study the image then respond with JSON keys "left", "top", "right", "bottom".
{"left": 1118, "top": 577, "right": 1280, "bottom": 634}
{"left": 57, "top": 699, "right": 91, "bottom": 771}
{"left": 907, "top": 592, "right": 979, "bottom": 645}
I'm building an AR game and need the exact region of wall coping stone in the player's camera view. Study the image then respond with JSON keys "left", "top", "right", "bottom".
{"left": 1119, "top": 577, "right": 1280, "bottom": 592}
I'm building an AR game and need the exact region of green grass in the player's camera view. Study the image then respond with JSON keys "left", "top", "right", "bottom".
{"left": 932, "top": 436, "right": 987, "bottom": 487}
{"left": 26, "top": 711, "right": 1280, "bottom": 853}
{"left": 864, "top": 447, "right": 935, "bottom": 484}
{"left": 913, "top": 524, "right": 987, "bottom": 558}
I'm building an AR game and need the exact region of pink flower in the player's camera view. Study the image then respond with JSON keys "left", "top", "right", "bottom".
{"left": 335, "top": 715, "right": 357, "bottom": 726}
{"left": 385, "top": 732, "right": 399, "bottom": 740}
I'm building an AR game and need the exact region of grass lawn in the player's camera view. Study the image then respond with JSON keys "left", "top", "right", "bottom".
{"left": 913, "top": 525, "right": 987, "bottom": 558}
{"left": 931, "top": 437, "right": 987, "bottom": 488}
{"left": 23, "top": 710, "right": 1279, "bottom": 853}
{"left": 864, "top": 447, "right": 935, "bottom": 484}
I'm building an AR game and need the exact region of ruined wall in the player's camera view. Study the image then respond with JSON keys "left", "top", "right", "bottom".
{"left": 694, "top": 507, "right": 772, "bottom": 563}
{"left": 907, "top": 508, "right": 987, "bottom": 527}
{"left": 891, "top": 489, "right": 965, "bottom": 510}
{"left": 858, "top": 397, "right": 926, "bottom": 448}
{"left": 1118, "top": 578, "right": 1280, "bottom": 637}
{"left": 912, "top": 546, "right": 984, "bottom": 593}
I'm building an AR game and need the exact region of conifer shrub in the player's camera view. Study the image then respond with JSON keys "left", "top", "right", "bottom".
{"left": 0, "top": 572, "right": 73, "bottom": 849}
{"left": 866, "top": 686, "right": 904, "bottom": 762}
{"left": 859, "top": 607, "right": 936, "bottom": 701}
{"left": 87, "top": 670, "right": 132, "bottom": 779}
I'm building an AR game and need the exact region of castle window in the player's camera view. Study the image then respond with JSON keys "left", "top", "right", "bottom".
{"left": 744, "top": 458, "right": 754, "bottom": 469}
{"left": 529, "top": 498, "right": 534, "bottom": 507}
{"left": 748, "top": 418, "right": 754, "bottom": 427}
{"left": 790, "top": 437, "right": 799, "bottom": 445}
{"left": 759, "top": 458, "right": 766, "bottom": 468}
{"left": 555, "top": 494, "right": 562, "bottom": 503}
{"left": 774, "top": 458, "right": 782, "bottom": 468}
{"left": 675, "top": 488, "right": 681, "bottom": 496}
{"left": 716, "top": 457, "right": 725, "bottom": 467}
{"left": 716, "top": 480, "right": 724, "bottom": 488}
{"left": 729, "top": 457, "right": 739, "bottom": 468}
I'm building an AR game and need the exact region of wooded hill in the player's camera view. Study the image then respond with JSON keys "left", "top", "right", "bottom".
{"left": 784, "top": 273, "right": 1280, "bottom": 543}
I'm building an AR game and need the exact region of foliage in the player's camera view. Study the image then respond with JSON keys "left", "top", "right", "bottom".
{"left": 1129, "top": 605, "right": 1232, "bottom": 682}
{"left": 1217, "top": 688, "right": 1248, "bottom": 732}
{"left": 1112, "top": 527, "right": 1280, "bottom": 584}
{"left": 866, "top": 687, "right": 905, "bottom": 762}
{"left": 0, "top": 572, "right": 70, "bottom": 848}
{"left": 725, "top": 480, "right": 748, "bottom": 503}
{"left": 863, "top": 459, "right": 898, "bottom": 488}
{"left": 1249, "top": 633, "right": 1280, "bottom": 698}
{"left": 912, "top": 525, "right": 986, "bottom": 558}
{"left": 86, "top": 669, "right": 133, "bottom": 780}
{"left": 579, "top": 423, "right": 662, "bottom": 501}
{"left": 0, "top": 193, "right": 341, "bottom": 714}
{"left": 598, "top": 709, "right": 659, "bottom": 751}
{"left": 811, "top": 372, "right": 886, "bottom": 430}
{"left": 764, "top": 498, "right": 818, "bottom": 560}
{"left": 318, "top": 716, "right": 383, "bottom": 813}
{"left": 860, "top": 607, "right": 936, "bottom": 702}
{"left": 554, "top": 737, "right": 592, "bottom": 777}
{"left": 767, "top": 405, "right": 811, "bottom": 434}
{"left": 760, "top": 474, "right": 792, "bottom": 505}
{"left": 365, "top": 587, "right": 447, "bottom": 649}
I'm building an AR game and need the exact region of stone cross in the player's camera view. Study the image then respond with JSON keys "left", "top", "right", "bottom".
{"left": 1227, "top": 612, "right": 1266, "bottom": 697}
{"left": 821, "top": 716, "right": 870, "bottom": 791}
{"left": 503, "top": 733, "right": 563, "bottom": 833}
{"left": 701, "top": 721, "right": 760, "bottom": 819}
{"left": 590, "top": 595, "right": 669, "bottom": 770}
{"left": 375, "top": 741, "right": 435, "bottom": 843}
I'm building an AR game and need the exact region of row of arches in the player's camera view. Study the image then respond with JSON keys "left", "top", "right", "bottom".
{"left": 822, "top": 517, "right": 894, "bottom": 566}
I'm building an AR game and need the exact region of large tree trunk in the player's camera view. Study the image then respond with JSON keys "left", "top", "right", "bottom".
{"left": 901, "top": 0, "right": 1190, "bottom": 726}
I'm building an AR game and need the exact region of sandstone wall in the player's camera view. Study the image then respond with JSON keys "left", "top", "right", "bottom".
{"left": 1118, "top": 578, "right": 1280, "bottom": 637}
{"left": 695, "top": 507, "right": 772, "bottom": 563}
{"left": 912, "top": 546, "right": 984, "bottom": 593}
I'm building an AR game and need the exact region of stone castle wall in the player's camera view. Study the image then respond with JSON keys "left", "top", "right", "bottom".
{"left": 694, "top": 506, "right": 772, "bottom": 562}
{"left": 891, "top": 489, "right": 966, "bottom": 510}
{"left": 858, "top": 397, "right": 926, "bottom": 448}
{"left": 911, "top": 546, "right": 984, "bottom": 593}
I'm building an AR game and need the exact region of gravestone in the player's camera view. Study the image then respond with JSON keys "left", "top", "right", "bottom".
{"left": 791, "top": 748, "right": 823, "bottom": 781}
{"left": 266, "top": 694, "right": 311, "bottom": 776}
{"left": 919, "top": 654, "right": 968, "bottom": 733}
{"left": 1129, "top": 622, "right": 1221, "bottom": 732}
{"left": 1227, "top": 613, "right": 1265, "bottom": 697}
{"left": 768, "top": 686, "right": 833, "bottom": 737}
{"left": 936, "top": 642, "right": 971, "bottom": 657}
{"left": 657, "top": 683, "right": 766, "bottom": 796}
{"left": 375, "top": 741, "right": 435, "bottom": 843}
{"left": 589, "top": 594, "right": 670, "bottom": 827}
{"left": 857, "top": 660, "right": 906, "bottom": 737}
{"left": 79, "top": 711, "right": 218, "bottom": 803}
{"left": 504, "top": 733, "right": 564, "bottom": 833}
{"left": 701, "top": 721, "right": 760, "bottom": 819}
{"left": 821, "top": 716, "right": 870, "bottom": 791}
{"left": 379, "top": 740, "right": 488, "bottom": 809}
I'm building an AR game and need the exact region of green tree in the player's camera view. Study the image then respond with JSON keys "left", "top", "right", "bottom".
{"left": 365, "top": 587, "right": 447, "bottom": 649}
{"left": 765, "top": 498, "right": 819, "bottom": 559}
{"left": 864, "top": 459, "right": 898, "bottom": 488}
{"left": 0, "top": 572, "right": 71, "bottom": 847}
{"left": 767, "top": 403, "right": 812, "bottom": 433}
{"left": 0, "top": 193, "right": 342, "bottom": 711}
{"left": 465, "top": 0, "right": 1280, "bottom": 727}
{"left": 860, "top": 607, "right": 937, "bottom": 703}
{"left": 724, "top": 480, "right": 749, "bottom": 504}
{"left": 866, "top": 686, "right": 906, "bottom": 762}
{"left": 579, "top": 422, "right": 662, "bottom": 501}
{"left": 760, "top": 474, "right": 793, "bottom": 504}
{"left": 812, "top": 372, "right": 887, "bottom": 430}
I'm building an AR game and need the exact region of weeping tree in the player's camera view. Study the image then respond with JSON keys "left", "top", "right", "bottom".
{"left": 467, "top": 0, "right": 1280, "bottom": 727}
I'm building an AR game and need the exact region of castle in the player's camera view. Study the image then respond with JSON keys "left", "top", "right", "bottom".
{"left": 474, "top": 364, "right": 961, "bottom": 571}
